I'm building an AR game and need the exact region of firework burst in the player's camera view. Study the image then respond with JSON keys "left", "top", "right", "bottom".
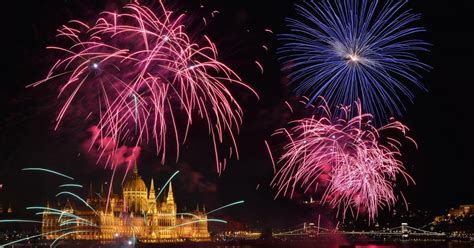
{"left": 31, "top": 1, "right": 257, "bottom": 173}
{"left": 270, "top": 99, "right": 415, "bottom": 221}
{"left": 278, "top": 0, "right": 430, "bottom": 121}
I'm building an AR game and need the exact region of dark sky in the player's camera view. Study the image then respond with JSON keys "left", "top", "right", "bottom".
{"left": 0, "top": 0, "right": 473, "bottom": 229}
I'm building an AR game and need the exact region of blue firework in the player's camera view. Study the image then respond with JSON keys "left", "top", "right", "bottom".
{"left": 278, "top": 0, "right": 430, "bottom": 121}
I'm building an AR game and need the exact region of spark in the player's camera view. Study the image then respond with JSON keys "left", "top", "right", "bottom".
{"left": 22, "top": 168, "right": 74, "bottom": 180}
{"left": 32, "top": 210, "right": 95, "bottom": 226}
{"left": 206, "top": 200, "right": 245, "bottom": 215}
{"left": 58, "top": 219, "right": 97, "bottom": 227}
{"left": 264, "top": 28, "right": 274, "bottom": 34}
{"left": 347, "top": 54, "right": 360, "bottom": 63}
{"left": 264, "top": 140, "right": 276, "bottom": 173}
{"left": 165, "top": 219, "right": 227, "bottom": 230}
{"left": 59, "top": 184, "right": 83, "bottom": 188}
{"left": 176, "top": 212, "right": 199, "bottom": 218}
{"left": 284, "top": 101, "right": 294, "bottom": 113}
{"left": 255, "top": 60, "right": 264, "bottom": 74}
{"left": 55, "top": 192, "right": 97, "bottom": 214}
{"left": 0, "top": 219, "right": 42, "bottom": 224}
{"left": 155, "top": 170, "right": 179, "bottom": 200}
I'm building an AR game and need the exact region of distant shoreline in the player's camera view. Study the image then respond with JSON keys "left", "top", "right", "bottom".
{"left": 4, "top": 239, "right": 472, "bottom": 248}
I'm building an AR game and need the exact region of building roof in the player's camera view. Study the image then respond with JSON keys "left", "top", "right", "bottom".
{"left": 123, "top": 163, "right": 147, "bottom": 192}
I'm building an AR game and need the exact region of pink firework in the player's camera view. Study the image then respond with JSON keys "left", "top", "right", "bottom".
{"left": 270, "top": 99, "right": 415, "bottom": 222}
{"left": 31, "top": 1, "right": 257, "bottom": 173}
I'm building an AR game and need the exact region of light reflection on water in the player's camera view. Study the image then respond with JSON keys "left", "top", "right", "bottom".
{"left": 208, "top": 242, "right": 474, "bottom": 248}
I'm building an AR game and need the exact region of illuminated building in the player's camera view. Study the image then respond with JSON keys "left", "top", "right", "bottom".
{"left": 433, "top": 204, "right": 474, "bottom": 224}
{"left": 446, "top": 204, "right": 474, "bottom": 219}
{"left": 42, "top": 164, "right": 210, "bottom": 242}
{"left": 6, "top": 203, "right": 12, "bottom": 214}
{"left": 0, "top": 202, "right": 13, "bottom": 215}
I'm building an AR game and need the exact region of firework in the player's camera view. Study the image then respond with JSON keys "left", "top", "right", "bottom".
{"left": 155, "top": 170, "right": 180, "bottom": 200}
{"left": 22, "top": 168, "right": 74, "bottom": 180}
{"left": 31, "top": 2, "right": 257, "bottom": 173}
{"left": 270, "top": 99, "right": 415, "bottom": 221}
{"left": 0, "top": 168, "right": 98, "bottom": 247}
{"left": 206, "top": 200, "right": 245, "bottom": 214}
{"left": 0, "top": 167, "right": 242, "bottom": 246}
{"left": 59, "top": 184, "right": 84, "bottom": 188}
{"left": 166, "top": 219, "right": 227, "bottom": 230}
{"left": 278, "top": 0, "right": 430, "bottom": 121}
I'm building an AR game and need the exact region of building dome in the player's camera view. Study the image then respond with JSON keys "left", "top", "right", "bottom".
{"left": 123, "top": 163, "right": 148, "bottom": 214}
{"left": 123, "top": 167, "right": 147, "bottom": 192}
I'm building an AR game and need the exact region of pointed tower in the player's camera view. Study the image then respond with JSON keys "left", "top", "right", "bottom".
{"left": 161, "top": 182, "right": 177, "bottom": 231}
{"left": 149, "top": 179, "right": 156, "bottom": 200}
{"left": 133, "top": 161, "right": 139, "bottom": 175}
{"left": 148, "top": 179, "right": 157, "bottom": 214}
{"left": 7, "top": 203, "right": 12, "bottom": 214}
{"left": 166, "top": 183, "right": 174, "bottom": 204}
{"left": 64, "top": 199, "right": 73, "bottom": 212}
{"left": 164, "top": 183, "right": 176, "bottom": 216}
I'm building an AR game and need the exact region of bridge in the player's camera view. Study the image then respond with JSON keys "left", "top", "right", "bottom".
{"left": 273, "top": 222, "right": 446, "bottom": 239}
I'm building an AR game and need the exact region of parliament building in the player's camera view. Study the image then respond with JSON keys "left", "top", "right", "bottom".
{"left": 42, "top": 164, "right": 210, "bottom": 243}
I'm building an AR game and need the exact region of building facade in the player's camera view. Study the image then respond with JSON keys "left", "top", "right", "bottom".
{"left": 42, "top": 164, "right": 210, "bottom": 243}
{"left": 433, "top": 204, "right": 474, "bottom": 224}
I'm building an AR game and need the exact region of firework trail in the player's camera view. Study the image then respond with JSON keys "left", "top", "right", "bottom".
{"left": 59, "top": 184, "right": 83, "bottom": 188}
{"left": 278, "top": 0, "right": 430, "bottom": 121}
{"left": 0, "top": 168, "right": 244, "bottom": 246}
{"left": 206, "top": 200, "right": 245, "bottom": 214}
{"left": 22, "top": 168, "right": 74, "bottom": 180}
{"left": 166, "top": 219, "right": 227, "bottom": 230}
{"left": 269, "top": 99, "right": 416, "bottom": 222}
{"left": 0, "top": 169, "right": 98, "bottom": 247}
{"left": 0, "top": 220, "right": 43, "bottom": 224}
{"left": 155, "top": 170, "right": 180, "bottom": 200}
{"left": 32, "top": 1, "right": 257, "bottom": 173}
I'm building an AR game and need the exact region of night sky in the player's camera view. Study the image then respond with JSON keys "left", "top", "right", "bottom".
{"left": 1, "top": 0, "right": 473, "bottom": 229}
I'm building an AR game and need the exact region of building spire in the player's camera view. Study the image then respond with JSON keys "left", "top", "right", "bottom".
{"left": 133, "top": 161, "right": 139, "bottom": 175}
{"left": 7, "top": 203, "right": 12, "bottom": 214}
{"left": 149, "top": 179, "right": 156, "bottom": 199}
{"left": 166, "top": 182, "right": 174, "bottom": 203}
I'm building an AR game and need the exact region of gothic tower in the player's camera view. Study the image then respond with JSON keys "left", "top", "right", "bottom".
{"left": 147, "top": 179, "right": 157, "bottom": 213}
